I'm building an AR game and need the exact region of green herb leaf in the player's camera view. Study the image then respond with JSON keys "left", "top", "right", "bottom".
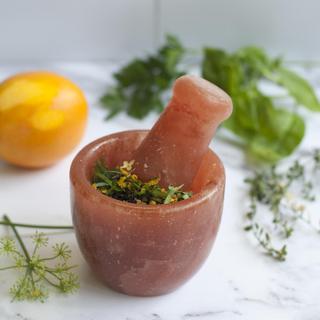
{"left": 247, "top": 107, "right": 305, "bottom": 163}
{"left": 271, "top": 67, "right": 320, "bottom": 111}
{"left": 100, "top": 34, "right": 185, "bottom": 119}
{"left": 223, "top": 88, "right": 305, "bottom": 162}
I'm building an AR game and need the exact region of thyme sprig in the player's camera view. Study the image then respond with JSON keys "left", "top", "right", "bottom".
{"left": 92, "top": 160, "right": 192, "bottom": 205}
{"left": 0, "top": 215, "right": 78, "bottom": 302}
{"left": 244, "top": 149, "right": 320, "bottom": 261}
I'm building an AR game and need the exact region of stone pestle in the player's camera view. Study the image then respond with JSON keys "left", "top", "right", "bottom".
{"left": 132, "top": 75, "right": 233, "bottom": 190}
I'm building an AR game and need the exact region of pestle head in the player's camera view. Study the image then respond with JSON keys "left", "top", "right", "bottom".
{"left": 133, "top": 75, "right": 233, "bottom": 189}
{"left": 172, "top": 75, "right": 232, "bottom": 125}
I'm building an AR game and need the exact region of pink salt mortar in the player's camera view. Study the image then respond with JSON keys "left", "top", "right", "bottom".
{"left": 70, "top": 75, "right": 232, "bottom": 296}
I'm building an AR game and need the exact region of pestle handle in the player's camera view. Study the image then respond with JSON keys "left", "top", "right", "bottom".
{"left": 133, "top": 75, "right": 233, "bottom": 189}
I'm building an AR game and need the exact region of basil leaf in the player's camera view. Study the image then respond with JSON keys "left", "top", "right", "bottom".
{"left": 202, "top": 45, "right": 313, "bottom": 162}
{"left": 223, "top": 89, "right": 305, "bottom": 163}
{"left": 248, "top": 108, "right": 305, "bottom": 163}
{"left": 235, "top": 46, "right": 281, "bottom": 84}
{"left": 272, "top": 67, "right": 320, "bottom": 112}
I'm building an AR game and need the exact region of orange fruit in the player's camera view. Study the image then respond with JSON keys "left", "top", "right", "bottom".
{"left": 0, "top": 71, "right": 88, "bottom": 168}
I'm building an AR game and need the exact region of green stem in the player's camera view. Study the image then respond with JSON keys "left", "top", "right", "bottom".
{"left": 40, "top": 254, "right": 60, "bottom": 262}
{"left": 42, "top": 275, "right": 60, "bottom": 289}
{"left": 3, "top": 215, "right": 31, "bottom": 262}
{"left": 45, "top": 269, "right": 63, "bottom": 281}
{"left": 30, "top": 272, "right": 36, "bottom": 291}
{"left": 0, "top": 220, "right": 73, "bottom": 230}
{"left": 46, "top": 265, "right": 77, "bottom": 272}
{"left": 0, "top": 265, "right": 22, "bottom": 271}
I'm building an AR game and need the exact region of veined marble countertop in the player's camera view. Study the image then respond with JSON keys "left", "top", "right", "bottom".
{"left": 0, "top": 63, "right": 319, "bottom": 320}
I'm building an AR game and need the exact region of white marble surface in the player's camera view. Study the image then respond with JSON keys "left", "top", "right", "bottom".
{"left": 0, "top": 63, "right": 320, "bottom": 320}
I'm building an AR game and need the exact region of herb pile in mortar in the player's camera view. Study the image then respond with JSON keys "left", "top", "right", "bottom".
{"left": 92, "top": 160, "right": 192, "bottom": 205}
{"left": 0, "top": 215, "right": 77, "bottom": 302}
{"left": 101, "top": 35, "right": 320, "bottom": 163}
{"left": 244, "top": 149, "right": 320, "bottom": 261}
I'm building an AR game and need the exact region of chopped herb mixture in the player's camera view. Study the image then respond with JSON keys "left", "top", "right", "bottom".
{"left": 92, "top": 160, "right": 192, "bottom": 205}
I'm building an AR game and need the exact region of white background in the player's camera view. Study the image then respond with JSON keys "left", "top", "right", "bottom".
{"left": 0, "top": 0, "right": 319, "bottom": 61}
